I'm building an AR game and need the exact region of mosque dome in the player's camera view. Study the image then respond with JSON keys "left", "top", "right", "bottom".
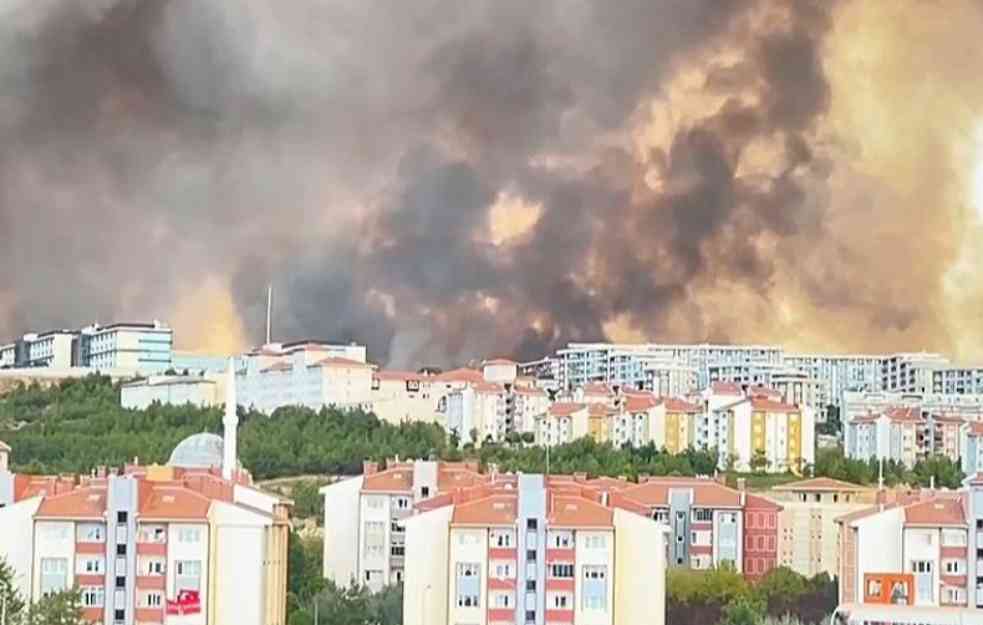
{"left": 167, "top": 432, "right": 224, "bottom": 469}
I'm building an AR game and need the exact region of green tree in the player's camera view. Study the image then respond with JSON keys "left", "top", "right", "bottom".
{"left": 0, "top": 558, "right": 25, "bottom": 623}
{"left": 19, "top": 589, "right": 86, "bottom": 625}
{"left": 291, "top": 480, "right": 329, "bottom": 522}
{"left": 722, "top": 596, "right": 765, "bottom": 625}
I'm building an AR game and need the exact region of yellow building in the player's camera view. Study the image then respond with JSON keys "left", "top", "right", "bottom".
{"left": 768, "top": 477, "right": 877, "bottom": 578}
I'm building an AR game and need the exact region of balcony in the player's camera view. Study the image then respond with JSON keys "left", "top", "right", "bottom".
{"left": 136, "top": 575, "right": 166, "bottom": 590}
{"left": 488, "top": 547, "right": 518, "bottom": 560}
{"left": 545, "top": 609, "right": 575, "bottom": 624}
{"left": 135, "top": 608, "right": 164, "bottom": 624}
{"left": 545, "top": 548, "right": 575, "bottom": 563}
{"left": 75, "top": 542, "right": 105, "bottom": 555}
{"left": 488, "top": 577, "right": 516, "bottom": 590}
{"left": 137, "top": 542, "right": 167, "bottom": 556}
{"left": 545, "top": 578, "right": 575, "bottom": 592}
{"left": 488, "top": 608, "right": 515, "bottom": 622}
{"left": 76, "top": 574, "right": 104, "bottom": 587}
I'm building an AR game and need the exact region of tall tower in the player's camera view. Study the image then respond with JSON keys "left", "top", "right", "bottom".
{"left": 223, "top": 357, "right": 238, "bottom": 481}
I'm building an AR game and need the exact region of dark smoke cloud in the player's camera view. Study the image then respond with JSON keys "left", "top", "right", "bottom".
{"left": 6, "top": 0, "right": 934, "bottom": 369}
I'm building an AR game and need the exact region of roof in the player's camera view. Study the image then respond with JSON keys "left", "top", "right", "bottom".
{"left": 260, "top": 361, "right": 293, "bottom": 373}
{"left": 588, "top": 403, "right": 616, "bottom": 417}
{"left": 581, "top": 383, "right": 612, "bottom": 395}
{"left": 967, "top": 422, "right": 983, "bottom": 436}
{"left": 515, "top": 386, "right": 548, "bottom": 397}
{"left": 434, "top": 368, "right": 485, "bottom": 384}
{"left": 437, "top": 466, "right": 488, "bottom": 492}
{"left": 662, "top": 397, "right": 702, "bottom": 413}
{"left": 549, "top": 402, "right": 586, "bottom": 418}
{"left": 585, "top": 476, "right": 633, "bottom": 491}
{"left": 903, "top": 497, "right": 966, "bottom": 527}
{"left": 373, "top": 370, "right": 423, "bottom": 382}
{"left": 744, "top": 493, "right": 782, "bottom": 511}
{"left": 750, "top": 397, "right": 799, "bottom": 412}
{"left": 772, "top": 477, "right": 872, "bottom": 493}
{"left": 473, "top": 382, "right": 505, "bottom": 394}
{"left": 711, "top": 381, "right": 743, "bottom": 396}
{"left": 483, "top": 359, "right": 517, "bottom": 366}
{"left": 623, "top": 478, "right": 743, "bottom": 508}
{"left": 139, "top": 484, "right": 213, "bottom": 520}
{"left": 168, "top": 433, "right": 224, "bottom": 470}
{"left": 36, "top": 486, "right": 107, "bottom": 519}
{"left": 313, "top": 357, "right": 373, "bottom": 368}
{"left": 362, "top": 467, "right": 413, "bottom": 493}
{"left": 549, "top": 495, "right": 613, "bottom": 528}
{"left": 624, "top": 394, "right": 658, "bottom": 412}
{"left": 452, "top": 494, "right": 518, "bottom": 526}
{"left": 886, "top": 407, "right": 923, "bottom": 422}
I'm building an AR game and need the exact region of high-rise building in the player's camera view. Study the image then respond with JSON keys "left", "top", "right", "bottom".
{"left": 0, "top": 321, "right": 174, "bottom": 372}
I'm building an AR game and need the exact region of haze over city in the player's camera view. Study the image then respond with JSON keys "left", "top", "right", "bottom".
{"left": 3, "top": 0, "right": 983, "bottom": 368}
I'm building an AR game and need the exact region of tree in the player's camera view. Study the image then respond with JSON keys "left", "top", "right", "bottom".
{"left": 750, "top": 449, "right": 769, "bottom": 473}
{"left": 19, "top": 589, "right": 86, "bottom": 625}
{"left": 0, "top": 558, "right": 25, "bottom": 623}
{"left": 722, "top": 596, "right": 765, "bottom": 625}
{"left": 291, "top": 480, "right": 328, "bottom": 522}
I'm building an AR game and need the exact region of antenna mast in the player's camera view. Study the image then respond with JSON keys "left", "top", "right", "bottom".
{"left": 266, "top": 284, "right": 273, "bottom": 345}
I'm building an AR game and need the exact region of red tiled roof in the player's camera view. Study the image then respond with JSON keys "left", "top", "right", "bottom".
{"left": 548, "top": 495, "right": 613, "bottom": 528}
{"left": 904, "top": 497, "right": 966, "bottom": 527}
{"left": 750, "top": 398, "right": 799, "bottom": 412}
{"left": 744, "top": 493, "right": 782, "bottom": 511}
{"left": 313, "top": 357, "right": 373, "bottom": 368}
{"left": 662, "top": 397, "right": 702, "bottom": 413}
{"left": 624, "top": 394, "right": 658, "bottom": 412}
{"left": 139, "top": 484, "right": 212, "bottom": 520}
{"left": 886, "top": 407, "right": 923, "bottom": 422}
{"left": 835, "top": 504, "right": 898, "bottom": 526}
{"left": 434, "top": 368, "right": 485, "bottom": 384}
{"left": 967, "top": 422, "right": 983, "bottom": 436}
{"left": 711, "top": 381, "right": 744, "bottom": 396}
{"left": 362, "top": 466, "right": 414, "bottom": 493}
{"left": 473, "top": 382, "right": 505, "bottom": 394}
{"left": 623, "top": 478, "right": 743, "bottom": 508}
{"left": 452, "top": 494, "right": 518, "bottom": 526}
{"left": 437, "top": 466, "right": 489, "bottom": 492}
{"left": 585, "top": 477, "right": 634, "bottom": 492}
{"left": 772, "top": 477, "right": 872, "bottom": 493}
{"left": 374, "top": 370, "right": 423, "bottom": 382}
{"left": 932, "top": 414, "right": 965, "bottom": 424}
{"left": 581, "top": 383, "right": 612, "bottom": 395}
{"left": 549, "top": 402, "right": 586, "bottom": 418}
{"left": 36, "top": 486, "right": 107, "bottom": 519}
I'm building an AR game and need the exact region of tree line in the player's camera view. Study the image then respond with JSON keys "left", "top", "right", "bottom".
{"left": 0, "top": 375, "right": 964, "bottom": 491}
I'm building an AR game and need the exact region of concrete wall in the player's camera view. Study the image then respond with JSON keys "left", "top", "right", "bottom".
{"left": 853, "top": 507, "right": 905, "bottom": 604}
{"left": 33, "top": 521, "right": 75, "bottom": 598}
{"left": 320, "top": 476, "right": 363, "bottom": 586}
{"left": 0, "top": 497, "right": 41, "bottom": 599}
{"left": 402, "top": 505, "right": 453, "bottom": 625}
{"left": 208, "top": 501, "right": 267, "bottom": 625}
{"left": 613, "top": 508, "right": 665, "bottom": 625}
{"left": 575, "top": 530, "right": 614, "bottom": 625}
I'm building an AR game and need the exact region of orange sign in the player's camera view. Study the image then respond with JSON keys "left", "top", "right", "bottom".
{"left": 863, "top": 573, "right": 914, "bottom": 605}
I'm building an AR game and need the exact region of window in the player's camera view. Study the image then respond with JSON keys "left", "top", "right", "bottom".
{"left": 550, "top": 532, "right": 571, "bottom": 549}
{"left": 145, "top": 592, "right": 163, "bottom": 608}
{"left": 421, "top": 486, "right": 430, "bottom": 498}
{"left": 78, "top": 524, "right": 105, "bottom": 543}
{"left": 364, "top": 521, "right": 385, "bottom": 558}
{"left": 114, "top": 609, "right": 125, "bottom": 622}
{"left": 943, "top": 529, "right": 968, "bottom": 547}
{"left": 526, "top": 580, "right": 536, "bottom": 591}
{"left": 944, "top": 559, "right": 965, "bottom": 575}
{"left": 553, "top": 594, "right": 569, "bottom": 609}
{"left": 394, "top": 497, "right": 410, "bottom": 510}
{"left": 139, "top": 525, "right": 166, "bottom": 543}
{"left": 175, "top": 560, "right": 202, "bottom": 592}
{"left": 582, "top": 565, "right": 608, "bottom": 610}
{"left": 116, "top": 544, "right": 127, "bottom": 556}
{"left": 692, "top": 508, "right": 713, "bottom": 522}
{"left": 691, "top": 530, "right": 711, "bottom": 546}
{"left": 178, "top": 527, "right": 202, "bottom": 543}
{"left": 912, "top": 560, "right": 933, "bottom": 574}
{"left": 390, "top": 545, "right": 405, "bottom": 557}
{"left": 527, "top": 519, "right": 538, "bottom": 530}
{"left": 456, "top": 563, "right": 481, "bottom": 608}
{"left": 147, "top": 560, "right": 165, "bottom": 575}
{"left": 527, "top": 549, "right": 537, "bottom": 561}
{"left": 584, "top": 535, "right": 607, "bottom": 549}
{"left": 944, "top": 586, "right": 966, "bottom": 604}
{"left": 494, "top": 563, "right": 513, "bottom": 579}
{"left": 391, "top": 521, "right": 404, "bottom": 533}
{"left": 494, "top": 593, "right": 512, "bottom": 608}
{"left": 81, "top": 587, "right": 104, "bottom": 608}
{"left": 366, "top": 496, "right": 384, "bottom": 510}
{"left": 40, "top": 558, "right": 68, "bottom": 596}
{"left": 493, "top": 531, "right": 514, "bottom": 548}
{"left": 550, "top": 564, "right": 574, "bottom": 578}
{"left": 117, "top": 511, "right": 128, "bottom": 524}
{"left": 79, "top": 557, "right": 104, "bottom": 575}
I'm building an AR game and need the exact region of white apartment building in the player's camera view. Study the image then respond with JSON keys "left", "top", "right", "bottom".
{"left": 555, "top": 343, "right": 783, "bottom": 391}
{"left": 934, "top": 368, "right": 983, "bottom": 396}
{"left": 1, "top": 321, "right": 174, "bottom": 372}
{"left": 707, "top": 363, "right": 824, "bottom": 411}
{"left": 880, "top": 353, "right": 951, "bottom": 394}
{"left": 320, "top": 460, "right": 488, "bottom": 590}
{"left": 784, "top": 354, "right": 885, "bottom": 408}
{"left": 121, "top": 376, "right": 220, "bottom": 410}
{"left": 402, "top": 473, "right": 667, "bottom": 625}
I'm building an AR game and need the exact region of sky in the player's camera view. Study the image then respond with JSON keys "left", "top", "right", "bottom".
{"left": 2, "top": 0, "right": 983, "bottom": 367}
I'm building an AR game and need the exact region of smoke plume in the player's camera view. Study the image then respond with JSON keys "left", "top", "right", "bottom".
{"left": 2, "top": 0, "right": 983, "bottom": 367}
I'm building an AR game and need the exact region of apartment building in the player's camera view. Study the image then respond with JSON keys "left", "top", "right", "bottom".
{"left": 592, "top": 476, "right": 781, "bottom": 578}
{"left": 536, "top": 403, "right": 591, "bottom": 447}
{"left": 934, "top": 368, "right": 983, "bottom": 396}
{"left": 444, "top": 363, "right": 552, "bottom": 445}
{"left": 880, "top": 353, "right": 951, "bottom": 394}
{"left": 320, "top": 459, "right": 489, "bottom": 590}
{"left": 121, "top": 375, "right": 221, "bottom": 410}
{"left": 842, "top": 391, "right": 983, "bottom": 425}
{"left": 784, "top": 354, "right": 885, "bottom": 409}
{"left": 402, "top": 473, "right": 667, "bottom": 625}
{"left": 706, "top": 390, "right": 815, "bottom": 474}
{"left": 1, "top": 322, "right": 173, "bottom": 372}
{"left": 0, "top": 426, "right": 289, "bottom": 625}
{"left": 835, "top": 478, "right": 983, "bottom": 609}
{"left": 846, "top": 407, "right": 970, "bottom": 467}
{"left": 769, "top": 478, "right": 877, "bottom": 578}
{"left": 555, "top": 343, "right": 783, "bottom": 391}
{"left": 370, "top": 370, "right": 445, "bottom": 425}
